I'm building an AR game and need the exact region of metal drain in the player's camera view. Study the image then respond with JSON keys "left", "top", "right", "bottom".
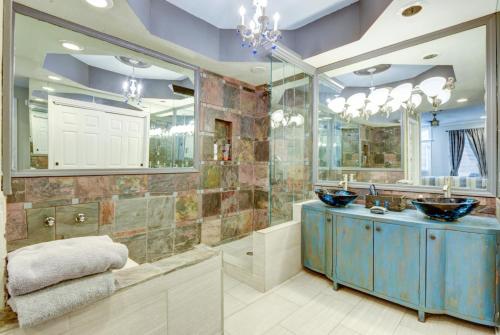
{"left": 246, "top": 251, "right": 253, "bottom": 256}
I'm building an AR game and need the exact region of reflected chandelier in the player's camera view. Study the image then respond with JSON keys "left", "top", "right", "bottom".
{"left": 327, "top": 76, "right": 455, "bottom": 121}
{"left": 237, "top": 0, "right": 282, "bottom": 54}
{"left": 270, "top": 109, "right": 304, "bottom": 129}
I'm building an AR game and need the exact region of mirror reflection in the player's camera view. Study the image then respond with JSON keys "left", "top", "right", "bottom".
{"left": 318, "top": 26, "right": 487, "bottom": 190}
{"left": 13, "top": 14, "right": 196, "bottom": 171}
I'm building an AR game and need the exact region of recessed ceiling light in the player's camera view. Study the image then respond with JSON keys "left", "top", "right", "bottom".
{"left": 251, "top": 66, "right": 266, "bottom": 74}
{"left": 42, "top": 86, "right": 55, "bottom": 92}
{"left": 48, "top": 75, "right": 62, "bottom": 81}
{"left": 401, "top": 3, "right": 423, "bottom": 17}
{"left": 60, "top": 41, "right": 84, "bottom": 51}
{"left": 85, "top": 0, "right": 113, "bottom": 9}
{"left": 457, "top": 98, "right": 468, "bottom": 103}
{"left": 423, "top": 53, "right": 438, "bottom": 60}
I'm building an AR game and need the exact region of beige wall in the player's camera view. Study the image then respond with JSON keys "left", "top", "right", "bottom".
{"left": 0, "top": 0, "right": 7, "bottom": 306}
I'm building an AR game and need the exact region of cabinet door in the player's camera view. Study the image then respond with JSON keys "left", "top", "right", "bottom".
{"left": 325, "top": 214, "right": 333, "bottom": 279}
{"left": 374, "top": 222, "right": 420, "bottom": 305}
{"left": 426, "top": 229, "right": 496, "bottom": 322}
{"left": 336, "top": 216, "right": 373, "bottom": 291}
{"left": 302, "top": 209, "right": 326, "bottom": 274}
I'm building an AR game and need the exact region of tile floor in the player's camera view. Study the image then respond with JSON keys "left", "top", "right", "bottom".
{"left": 224, "top": 270, "right": 495, "bottom": 335}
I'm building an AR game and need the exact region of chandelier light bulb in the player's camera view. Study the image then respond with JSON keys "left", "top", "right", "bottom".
{"left": 347, "top": 92, "right": 366, "bottom": 110}
{"left": 390, "top": 83, "right": 413, "bottom": 102}
{"left": 328, "top": 97, "right": 346, "bottom": 114}
{"left": 386, "top": 99, "right": 402, "bottom": 113}
{"left": 368, "top": 88, "right": 389, "bottom": 106}
{"left": 273, "top": 12, "right": 280, "bottom": 31}
{"left": 410, "top": 94, "right": 422, "bottom": 108}
{"left": 420, "top": 76, "right": 446, "bottom": 98}
{"left": 239, "top": 6, "right": 246, "bottom": 25}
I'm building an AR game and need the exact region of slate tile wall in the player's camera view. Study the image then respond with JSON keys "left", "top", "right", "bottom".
{"left": 5, "top": 71, "right": 271, "bottom": 264}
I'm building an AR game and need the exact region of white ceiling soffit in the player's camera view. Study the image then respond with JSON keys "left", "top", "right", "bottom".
{"left": 307, "top": 0, "right": 498, "bottom": 68}
{"left": 164, "top": 0, "right": 358, "bottom": 29}
{"left": 71, "top": 55, "right": 188, "bottom": 80}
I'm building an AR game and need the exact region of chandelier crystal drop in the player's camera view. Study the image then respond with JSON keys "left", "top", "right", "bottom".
{"left": 237, "top": 0, "right": 282, "bottom": 54}
{"left": 122, "top": 64, "right": 143, "bottom": 104}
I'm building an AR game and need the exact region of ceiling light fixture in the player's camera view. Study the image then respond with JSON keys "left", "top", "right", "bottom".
{"left": 237, "top": 0, "right": 282, "bottom": 55}
{"left": 457, "top": 98, "right": 468, "bottom": 103}
{"left": 401, "top": 3, "right": 423, "bottom": 17}
{"left": 85, "top": 0, "right": 113, "bottom": 9}
{"left": 61, "top": 41, "right": 84, "bottom": 51}
{"left": 42, "top": 86, "right": 55, "bottom": 92}
{"left": 48, "top": 75, "right": 62, "bottom": 81}
{"left": 423, "top": 53, "right": 438, "bottom": 60}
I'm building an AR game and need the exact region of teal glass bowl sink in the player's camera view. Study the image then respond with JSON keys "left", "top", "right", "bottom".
{"left": 411, "top": 197, "right": 479, "bottom": 221}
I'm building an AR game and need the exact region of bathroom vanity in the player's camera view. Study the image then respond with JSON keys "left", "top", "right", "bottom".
{"left": 302, "top": 201, "right": 500, "bottom": 327}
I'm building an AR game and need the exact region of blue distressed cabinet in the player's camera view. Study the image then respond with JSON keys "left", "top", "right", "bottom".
{"left": 301, "top": 202, "right": 500, "bottom": 327}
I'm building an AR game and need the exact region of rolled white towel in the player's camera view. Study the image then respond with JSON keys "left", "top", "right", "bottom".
{"left": 7, "top": 235, "right": 128, "bottom": 296}
{"left": 8, "top": 272, "right": 115, "bottom": 328}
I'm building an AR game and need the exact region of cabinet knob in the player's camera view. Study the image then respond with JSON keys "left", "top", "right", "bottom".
{"left": 429, "top": 234, "right": 436, "bottom": 240}
{"left": 44, "top": 216, "right": 55, "bottom": 227}
{"left": 75, "top": 213, "right": 86, "bottom": 224}
{"left": 364, "top": 225, "right": 370, "bottom": 230}
{"left": 375, "top": 227, "right": 381, "bottom": 232}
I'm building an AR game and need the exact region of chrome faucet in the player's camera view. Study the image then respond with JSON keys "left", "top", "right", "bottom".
{"left": 442, "top": 177, "right": 452, "bottom": 198}
{"left": 338, "top": 174, "right": 349, "bottom": 191}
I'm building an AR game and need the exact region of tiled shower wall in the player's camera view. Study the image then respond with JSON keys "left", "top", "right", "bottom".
{"left": 5, "top": 71, "right": 271, "bottom": 264}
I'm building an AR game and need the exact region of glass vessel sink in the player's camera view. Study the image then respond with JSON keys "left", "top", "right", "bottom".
{"left": 315, "top": 188, "right": 358, "bottom": 207}
{"left": 411, "top": 197, "right": 479, "bottom": 221}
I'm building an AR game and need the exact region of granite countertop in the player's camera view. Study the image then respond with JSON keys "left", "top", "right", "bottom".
{"left": 0, "top": 244, "right": 220, "bottom": 333}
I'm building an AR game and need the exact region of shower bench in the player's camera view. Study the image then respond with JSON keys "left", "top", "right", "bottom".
{"left": 302, "top": 201, "right": 500, "bottom": 328}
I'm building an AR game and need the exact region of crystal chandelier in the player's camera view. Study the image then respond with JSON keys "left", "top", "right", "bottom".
{"left": 327, "top": 76, "right": 455, "bottom": 121}
{"left": 270, "top": 109, "right": 304, "bottom": 128}
{"left": 122, "top": 63, "right": 143, "bottom": 104}
{"left": 237, "top": 0, "right": 282, "bottom": 55}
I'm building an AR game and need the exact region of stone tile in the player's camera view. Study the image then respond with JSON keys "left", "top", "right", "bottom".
{"left": 238, "top": 190, "right": 253, "bottom": 211}
{"left": 224, "top": 293, "right": 246, "bottom": 318}
{"left": 55, "top": 203, "right": 99, "bottom": 239}
{"left": 148, "top": 196, "right": 175, "bottom": 230}
{"left": 226, "top": 283, "right": 266, "bottom": 305}
{"left": 222, "top": 165, "right": 239, "bottom": 189}
{"left": 239, "top": 164, "right": 254, "bottom": 188}
{"left": 114, "top": 175, "right": 147, "bottom": 194}
{"left": 25, "top": 177, "right": 75, "bottom": 202}
{"left": 75, "top": 176, "right": 114, "bottom": 199}
{"left": 223, "top": 83, "right": 240, "bottom": 110}
{"left": 25, "top": 207, "right": 56, "bottom": 244}
{"left": 201, "top": 135, "right": 216, "bottom": 161}
{"left": 99, "top": 200, "right": 115, "bottom": 226}
{"left": 240, "top": 89, "right": 257, "bottom": 115}
{"left": 175, "top": 173, "right": 200, "bottom": 191}
{"left": 148, "top": 174, "right": 176, "bottom": 193}
{"left": 114, "top": 233, "right": 147, "bottom": 264}
{"left": 254, "top": 164, "right": 269, "bottom": 188}
{"left": 254, "top": 116, "right": 270, "bottom": 140}
{"left": 255, "top": 141, "right": 270, "bottom": 162}
{"left": 201, "top": 72, "right": 223, "bottom": 106}
{"left": 202, "top": 192, "right": 221, "bottom": 217}
{"left": 241, "top": 117, "right": 255, "bottom": 139}
{"left": 240, "top": 210, "right": 254, "bottom": 233}
{"left": 115, "top": 198, "right": 147, "bottom": 232}
{"left": 238, "top": 139, "right": 254, "bottom": 162}
{"left": 174, "top": 223, "right": 200, "bottom": 253}
{"left": 222, "top": 214, "right": 251, "bottom": 240}
{"left": 7, "top": 178, "right": 26, "bottom": 203}
{"left": 254, "top": 190, "right": 269, "bottom": 209}
{"left": 176, "top": 191, "right": 199, "bottom": 222}
{"left": 147, "top": 228, "right": 174, "bottom": 262}
{"left": 201, "top": 218, "right": 221, "bottom": 246}
{"left": 222, "top": 191, "right": 239, "bottom": 216}
{"left": 274, "top": 272, "right": 331, "bottom": 307}
{"left": 202, "top": 164, "right": 221, "bottom": 189}
{"left": 254, "top": 209, "right": 270, "bottom": 230}
{"left": 6, "top": 203, "right": 27, "bottom": 241}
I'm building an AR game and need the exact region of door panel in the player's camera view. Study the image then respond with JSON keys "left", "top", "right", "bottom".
{"left": 302, "top": 209, "right": 326, "bottom": 274}
{"left": 336, "top": 217, "right": 373, "bottom": 291}
{"left": 374, "top": 222, "right": 420, "bottom": 305}
{"left": 426, "top": 229, "right": 496, "bottom": 321}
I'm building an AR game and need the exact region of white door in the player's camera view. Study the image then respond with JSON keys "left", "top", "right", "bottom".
{"left": 31, "top": 112, "right": 49, "bottom": 155}
{"left": 49, "top": 97, "right": 147, "bottom": 169}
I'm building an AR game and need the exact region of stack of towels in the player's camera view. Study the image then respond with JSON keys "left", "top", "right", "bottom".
{"left": 6, "top": 235, "right": 128, "bottom": 328}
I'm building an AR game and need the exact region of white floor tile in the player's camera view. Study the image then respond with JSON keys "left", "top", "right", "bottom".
{"left": 262, "top": 325, "right": 295, "bottom": 335}
{"left": 224, "top": 273, "right": 241, "bottom": 292}
{"left": 398, "top": 311, "right": 459, "bottom": 335}
{"left": 224, "top": 293, "right": 246, "bottom": 318}
{"left": 340, "top": 296, "right": 406, "bottom": 335}
{"left": 225, "top": 293, "right": 300, "bottom": 335}
{"left": 322, "top": 285, "right": 366, "bottom": 306}
{"left": 281, "top": 293, "right": 357, "bottom": 335}
{"left": 227, "top": 282, "right": 266, "bottom": 304}
{"left": 329, "top": 325, "right": 362, "bottom": 335}
{"left": 274, "top": 271, "right": 331, "bottom": 306}
{"left": 456, "top": 322, "right": 495, "bottom": 335}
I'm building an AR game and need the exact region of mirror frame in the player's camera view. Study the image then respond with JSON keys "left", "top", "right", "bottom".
{"left": 2, "top": 3, "right": 201, "bottom": 193}
{"left": 312, "top": 14, "right": 498, "bottom": 197}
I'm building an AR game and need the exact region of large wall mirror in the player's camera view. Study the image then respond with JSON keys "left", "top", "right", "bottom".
{"left": 316, "top": 22, "right": 496, "bottom": 194}
{"left": 12, "top": 13, "right": 197, "bottom": 174}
